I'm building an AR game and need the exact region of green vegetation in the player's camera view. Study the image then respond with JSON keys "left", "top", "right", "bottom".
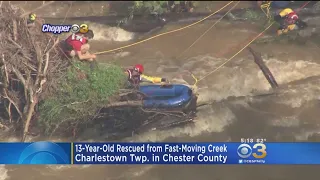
{"left": 128, "top": 1, "right": 198, "bottom": 15}
{"left": 38, "top": 62, "right": 126, "bottom": 134}
{"left": 130, "top": 1, "right": 169, "bottom": 15}
{"left": 117, "top": 1, "right": 197, "bottom": 26}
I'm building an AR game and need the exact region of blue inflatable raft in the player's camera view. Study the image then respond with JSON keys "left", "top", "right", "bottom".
{"left": 139, "top": 84, "right": 194, "bottom": 108}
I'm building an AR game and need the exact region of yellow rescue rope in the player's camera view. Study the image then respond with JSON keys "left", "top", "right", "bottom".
{"left": 260, "top": 1, "right": 272, "bottom": 20}
{"left": 192, "top": 0, "right": 312, "bottom": 88}
{"left": 176, "top": 1, "right": 241, "bottom": 59}
{"left": 193, "top": 21, "right": 275, "bottom": 88}
{"left": 94, "top": 1, "right": 234, "bottom": 55}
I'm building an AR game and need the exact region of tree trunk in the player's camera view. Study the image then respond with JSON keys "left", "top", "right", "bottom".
{"left": 21, "top": 96, "right": 37, "bottom": 142}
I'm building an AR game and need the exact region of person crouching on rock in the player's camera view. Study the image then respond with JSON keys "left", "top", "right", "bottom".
{"left": 125, "top": 64, "right": 168, "bottom": 87}
{"left": 62, "top": 29, "right": 96, "bottom": 61}
{"left": 274, "top": 8, "right": 307, "bottom": 36}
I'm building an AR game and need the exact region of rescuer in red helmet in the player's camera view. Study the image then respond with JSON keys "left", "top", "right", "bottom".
{"left": 274, "top": 8, "right": 307, "bottom": 35}
{"left": 125, "top": 64, "right": 168, "bottom": 86}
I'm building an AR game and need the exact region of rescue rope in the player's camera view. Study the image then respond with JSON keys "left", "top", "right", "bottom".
{"left": 192, "top": 1, "right": 311, "bottom": 87}
{"left": 193, "top": 21, "right": 275, "bottom": 87}
{"left": 260, "top": 1, "right": 272, "bottom": 19}
{"left": 93, "top": 1, "right": 234, "bottom": 55}
{"left": 176, "top": 1, "right": 240, "bottom": 59}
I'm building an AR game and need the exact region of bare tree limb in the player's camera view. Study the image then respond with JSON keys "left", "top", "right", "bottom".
{"left": 44, "top": 37, "right": 59, "bottom": 76}
{"left": 22, "top": 61, "right": 37, "bottom": 72}
{"left": 7, "top": 36, "right": 21, "bottom": 48}
{"left": 1, "top": 91, "right": 23, "bottom": 118}
{"left": 12, "top": 19, "right": 17, "bottom": 41}
{"left": 43, "top": 52, "right": 50, "bottom": 76}
{"left": 11, "top": 66, "right": 26, "bottom": 87}
{"left": 0, "top": 4, "right": 80, "bottom": 140}
{"left": 34, "top": 42, "right": 42, "bottom": 86}
{"left": 0, "top": 122, "right": 9, "bottom": 130}
{"left": 7, "top": 101, "right": 12, "bottom": 123}
{"left": 105, "top": 101, "right": 143, "bottom": 108}
{"left": 1, "top": 54, "right": 9, "bottom": 86}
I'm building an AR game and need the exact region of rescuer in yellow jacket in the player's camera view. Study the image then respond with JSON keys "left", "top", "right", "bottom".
{"left": 125, "top": 64, "right": 168, "bottom": 87}
{"left": 274, "top": 8, "right": 307, "bottom": 35}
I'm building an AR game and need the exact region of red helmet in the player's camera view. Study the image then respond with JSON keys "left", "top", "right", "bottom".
{"left": 134, "top": 64, "right": 144, "bottom": 73}
{"left": 287, "top": 12, "right": 298, "bottom": 20}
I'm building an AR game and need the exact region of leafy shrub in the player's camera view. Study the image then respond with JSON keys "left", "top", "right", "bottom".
{"left": 38, "top": 62, "right": 126, "bottom": 134}
{"left": 129, "top": 1, "right": 198, "bottom": 15}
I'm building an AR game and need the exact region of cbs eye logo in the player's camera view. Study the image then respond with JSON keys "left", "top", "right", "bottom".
{"left": 18, "top": 141, "right": 70, "bottom": 164}
{"left": 237, "top": 143, "right": 267, "bottom": 159}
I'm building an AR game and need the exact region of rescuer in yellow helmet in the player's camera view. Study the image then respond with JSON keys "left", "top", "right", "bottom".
{"left": 27, "top": 13, "right": 36, "bottom": 27}
{"left": 274, "top": 8, "right": 307, "bottom": 35}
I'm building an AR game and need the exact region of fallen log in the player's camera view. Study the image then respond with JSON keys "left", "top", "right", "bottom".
{"left": 247, "top": 47, "right": 279, "bottom": 89}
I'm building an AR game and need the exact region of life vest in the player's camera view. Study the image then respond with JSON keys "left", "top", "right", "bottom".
{"left": 66, "top": 33, "right": 87, "bottom": 45}
{"left": 277, "top": 8, "right": 298, "bottom": 25}
{"left": 64, "top": 33, "right": 87, "bottom": 55}
{"left": 126, "top": 68, "right": 141, "bottom": 85}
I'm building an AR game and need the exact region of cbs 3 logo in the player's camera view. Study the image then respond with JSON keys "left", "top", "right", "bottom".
{"left": 71, "top": 24, "right": 89, "bottom": 34}
{"left": 237, "top": 143, "right": 267, "bottom": 159}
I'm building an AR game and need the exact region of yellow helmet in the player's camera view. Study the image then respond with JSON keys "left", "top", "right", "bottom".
{"left": 29, "top": 13, "right": 36, "bottom": 21}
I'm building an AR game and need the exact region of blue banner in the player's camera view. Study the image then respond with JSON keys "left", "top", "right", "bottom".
{"left": 2, "top": 142, "right": 320, "bottom": 164}
{"left": 0, "top": 142, "right": 71, "bottom": 164}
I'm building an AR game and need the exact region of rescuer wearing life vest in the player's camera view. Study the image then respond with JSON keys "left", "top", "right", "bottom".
{"left": 274, "top": 8, "right": 307, "bottom": 35}
{"left": 63, "top": 30, "right": 96, "bottom": 61}
{"left": 125, "top": 64, "right": 168, "bottom": 87}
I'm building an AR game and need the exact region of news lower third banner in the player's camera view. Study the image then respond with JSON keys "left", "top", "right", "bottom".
{"left": 1, "top": 142, "right": 320, "bottom": 164}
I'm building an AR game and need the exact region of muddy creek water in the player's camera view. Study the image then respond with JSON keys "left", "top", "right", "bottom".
{"left": 2, "top": 1, "right": 320, "bottom": 180}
